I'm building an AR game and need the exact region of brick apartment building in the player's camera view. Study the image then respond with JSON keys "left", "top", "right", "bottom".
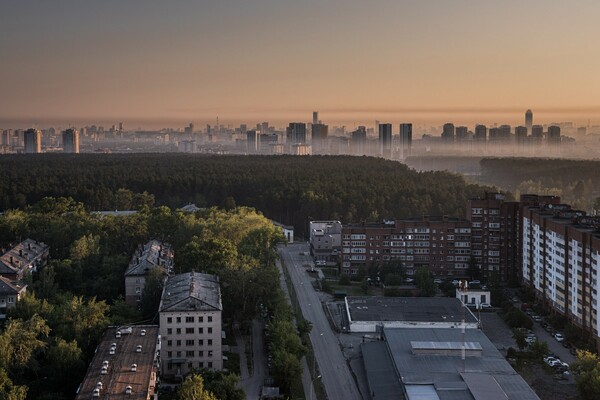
{"left": 341, "top": 216, "right": 471, "bottom": 278}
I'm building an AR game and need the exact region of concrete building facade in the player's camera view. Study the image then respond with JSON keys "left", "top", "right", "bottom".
{"left": 124, "top": 240, "right": 174, "bottom": 305}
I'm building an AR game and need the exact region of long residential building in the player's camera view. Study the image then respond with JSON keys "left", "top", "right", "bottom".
{"left": 0, "top": 239, "right": 49, "bottom": 280}
{"left": 521, "top": 203, "right": 600, "bottom": 350}
{"left": 341, "top": 216, "right": 471, "bottom": 277}
{"left": 159, "top": 272, "right": 223, "bottom": 379}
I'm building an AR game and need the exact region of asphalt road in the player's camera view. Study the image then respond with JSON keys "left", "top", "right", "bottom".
{"left": 279, "top": 243, "right": 362, "bottom": 400}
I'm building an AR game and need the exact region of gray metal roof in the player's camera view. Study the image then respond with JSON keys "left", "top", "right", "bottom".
{"left": 159, "top": 272, "right": 222, "bottom": 312}
{"left": 382, "top": 328, "right": 539, "bottom": 400}
{"left": 361, "top": 341, "right": 405, "bottom": 400}
{"left": 347, "top": 297, "right": 478, "bottom": 324}
{"left": 125, "top": 240, "right": 173, "bottom": 277}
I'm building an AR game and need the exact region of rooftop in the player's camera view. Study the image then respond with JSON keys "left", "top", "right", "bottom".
{"left": 0, "top": 276, "right": 27, "bottom": 295}
{"left": 125, "top": 240, "right": 174, "bottom": 277}
{"left": 347, "top": 297, "right": 478, "bottom": 324}
{"left": 160, "top": 272, "right": 222, "bottom": 313}
{"left": 75, "top": 325, "right": 159, "bottom": 400}
{"left": 379, "top": 328, "right": 539, "bottom": 400}
{"left": 0, "top": 239, "right": 48, "bottom": 276}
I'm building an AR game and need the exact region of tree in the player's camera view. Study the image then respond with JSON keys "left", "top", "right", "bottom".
{"left": 0, "top": 368, "right": 27, "bottom": 400}
{"left": 198, "top": 370, "right": 245, "bottom": 400}
{"left": 415, "top": 267, "right": 435, "bottom": 297}
{"left": 178, "top": 374, "right": 218, "bottom": 400}
{"left": 530, "top": 340, "right": 548, "bottom": 360}
{"left": 513, "top": 329, "right": 526, "bottom": 350}
{"left": 177, "top": 236, "right": 238, "bottom": 274}
{"left": 571, "top": 350, "right": 600, "bottom": 400}
{"left": 270, "top": 349, "right": 302, "bottom": 394}
{"left": 0, "top": 314, "right": 49, "bottom": 371}
{"left": 141, "top": 267, "right": 167, "bottom": 321}
{"left": 43, "top": 338, "right": 85, "bottom": 395}
{"left": 69, "top": 234, "right": 101, "bottom": 263}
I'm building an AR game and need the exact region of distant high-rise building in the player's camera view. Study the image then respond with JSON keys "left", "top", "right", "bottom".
{"left": 246, "top": 130, "right": 257, "bottom": 153}
{"left": 378, "top": 123, "right": 392, "bottom": 157}
{"left": 442, "top": 123, "right": 455, "bottom": 142}
{"left": 531, "top": 125, "right": 543, "bottom": 144}
{"left": 311, "top": 123, "right": 328, "bottom": 154}
{"left": 286, "top": 123, "right": 306, "bottom": 147}
{"left": 547, "top": 125, "right": 561, "bottom": 144}
{"left": 474, "top": 125, "right": 487, "bottom": 143}
{"left": 525, "top": 109, "right": 533, "bottom": 134}
{"left": 515, "top": 126, "right": 527, "bottom": 145}
{"left": 184, "top": 123, "right": 194, "bottom": 135}
{"left": 118, "top": 122, "right": 124, "bottom": 132}
{"left": 240, "top": 124, "right": 247, "bottom": 137}
{"left": 351, "top": 126, "right": 367, "bottom": 155}
{"left": 62, "top": 128, "right": 80, "bottom": 153}
{"left": 498, "top": 125, "right": 511, "bottom": 142}
{"left": 455, "top": 126, "right": 468, "bottom": 141}
{"left": 1, "top": 129, "right": 11, "bottom": 146}
{"left": 312, "top": 111, "right": 319, "bottom": 125}
{"left": 261, "top": 122, "right": 269, "bottom": 135}
{"left": 399, "top": 123, "right": 412, "bottom": 158}
{"left": 24, "top": 128, "right": 41, "bottom": 154}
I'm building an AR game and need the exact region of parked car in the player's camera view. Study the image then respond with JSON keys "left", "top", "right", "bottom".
{"left": 532, "top": 315, "right": 543, "bottom": 322}
{"left": 451, "top": 279, "right": 460, "bottom": 286}
{"left": 525, "top": 336, "right": 537, "bottom": 344}
{"left": 480, "top": 303, "right": 492, "bottom": 308}
{"left": 554, "top": 333, "right": 565, "bottom": 342}
{"left": 433, "top": 278, "right": 443, "bottom": 284}
{"left": 405, "top": 278, "right": 415, "bottom": 283}
{"left": 470, "top": 280, "right": 481, "bottom": 285}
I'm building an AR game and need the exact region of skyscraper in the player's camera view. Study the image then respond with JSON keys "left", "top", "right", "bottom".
{"left": 515, "top": 126, "right": 527, "bottom": 145}
{"left": 62, "top": 128, "right": 80, "bottom": 153}
{"left": 455, "top": 126, "right": 468, "bottom": 141}
{"left": 399, "top": 123, "right": 412, "bottom": 158}
{"left": 286, "top": 123, "right": 306, "bottom": 146}
{"left": 246, "top": 129, "right": 257, "bottom": 153}
{"left": 525, "top": 109, "right": 533, "bottom": 134}
{"left": 442, "top": 123, "right": 455, "bottom": 142}
{"left": 351, "top": 126, "right": 367, "bottom": 155}
{"left": 24, "top": 128, "right": 41, "bottom": 153}
{"left": 531, "top": 125, "right": 543, "bottom": 144}
{"left": 474, "top": 125, "right": 487, "bottom": 143}
{"left": 547, "top": 125, "right": 561, "bottom": 145}
{"left": 312, "top": 111, "right": 319, "bottom": 125}
{"left": 378, "top": 123, "right": 392, "bottom": 157}
{"left": 311, "top": 123, "right": 328, "bottom": 154}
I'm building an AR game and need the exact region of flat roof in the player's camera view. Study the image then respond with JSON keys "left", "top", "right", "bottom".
{"left": 383, "top": 328, "right": 539, "bottom": 400}
{"left": 361, "top": 341, "right": 405, "bottom": 400}
{"left": 75, "top": 325, "right": 159, "bottom": 400}
{"left": 347, "top": 297, "right": 478, "bottom": 324}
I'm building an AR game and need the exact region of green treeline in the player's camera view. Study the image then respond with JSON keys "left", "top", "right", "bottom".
{"left": 0, "top": 154, "right": 493, "bottom": 233}
{"left": 0, "top": 199, "right": 301, "bottom": 399}
{"left": 480, "top": 158, "right": 600, "bottom": 211}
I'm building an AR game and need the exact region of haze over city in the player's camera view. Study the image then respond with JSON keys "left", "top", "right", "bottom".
{"left": 3, "top": 1, "right": 600, "bottom": 128}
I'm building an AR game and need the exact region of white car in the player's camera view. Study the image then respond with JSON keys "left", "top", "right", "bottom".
{"left": 554, "top": 333, "right": 565, "bottom": 342}
{"left": 480, "top": 303, "right": 492, "bottom": 308}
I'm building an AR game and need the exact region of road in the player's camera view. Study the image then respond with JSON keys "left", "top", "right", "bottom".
{"left": 279, "top": 243, "right": 362, "bottom": 400}
{"left": 238, "top": 320, "right": 267, "bottom": 400}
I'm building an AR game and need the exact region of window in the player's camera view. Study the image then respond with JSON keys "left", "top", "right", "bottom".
{"left": 186, "top": 351, "right": 194, "bottom": 357}
{"left": 186, "top": 327, "right": 194, "bottom": 334}
{"left": 208, "top": 316, "right": 213, "bottom": 323}
{"left": 208, "top": 350, "right": 213, "bottom": 357}
{"left": 176, "top": 340, "right": 181, "bottom": 346}
{"left": 176, "top": 328, "right": 181, "bottom": 334}
{"left": 186, "top": 316, "right": 194, "bottom": 323}
{"left": 208, "top": 327, "right": 213, "bottom": 334}
{"left": 176, "top": 351, "right": 182, "bottom": 357}
{"left": 167, "top": 328, "right": 172, "bottom": 335}
{"left": 168, "top": 362, "right": 173, "bottom": 370}
{"left": 167, "top": 340, "right": 172, "bottom": 346}
{"left": 198, "top": 339, "right": 204, "bottom": 346}
{"left": 199, "top": 362, "right": 204, "bottom": 368}
{"left": 208, "top": 362, "right": 213, "bottom": 368}
{"left": 208, "top": 339, "right": 213, "bottom": 346}
{"left": 199, "top": 316, "right": 204, "bottom": 323}
{"left": 199, "top": 328, "right": 203, "bottom": 334}
{"left": 188, "top": 362, "right": 193, "bottom": 369}
{"left": 167, "top": 317, "right": 172, "bottom": 324}
{"left": 199, "top": 351, "right": 204, "bottom": 357}
{"left": 176, "top": 317, "right": 181, "bottom": 323}
{"left": 186, "top": 339, "right": 194, "bottom": 346}
{"left": 167, "top": 351, "right": 172, "bottom": 357}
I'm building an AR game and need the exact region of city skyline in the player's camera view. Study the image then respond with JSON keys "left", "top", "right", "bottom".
{"left": 2, "top": 1, "right": 600, "bottom": 129}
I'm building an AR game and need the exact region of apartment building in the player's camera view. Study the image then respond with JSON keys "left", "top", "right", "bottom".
{"left": 159, "top": 272, "right": 222, "bottom": 379}
{"left": 0, "top": 276, "right": 27, "bottom": 319}
{"left": 309, "top": 220, "right": 342, "bottom": 264}
{"left": 341, "top": 216, "right": 471, "bottom": 277}
{"left": 125, "top": 240, "right": 174, "bottom": 305}
{"left": 0, "top": 238, "right": 49, "bottom": 280}
{"left": 467, "top": 193, "right": 561, "bottom": 283}
{"left": 521, "top": 203, "right": 600, "bottom": 350}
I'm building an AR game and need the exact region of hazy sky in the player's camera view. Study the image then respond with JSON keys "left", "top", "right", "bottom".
{"left": 2, "top": 0, "right": 600, "bottom": 129}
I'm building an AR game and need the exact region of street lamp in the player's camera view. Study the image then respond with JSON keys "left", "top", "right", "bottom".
{"left": 310, "top": 375, "right": 322, "bottom": 400}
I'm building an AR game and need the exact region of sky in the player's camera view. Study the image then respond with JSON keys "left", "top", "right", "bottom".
{"left": 2, "top": 0, "right": 600, "bottom": 129}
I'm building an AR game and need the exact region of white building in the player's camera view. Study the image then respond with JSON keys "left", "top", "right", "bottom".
{"left": 456, "top": 288, "right": 491, "bottom": 307}
{"left": 271, "top": 220, "right": 294, "bottom": 244}
{"left": 309, "top": 220, "right": 342, "bottom": 264}
{"left": 124, "top": 240, "right": 174, "bottom": 305}
{"left": 159, "top": 272, "right": 223, "bottom": 378}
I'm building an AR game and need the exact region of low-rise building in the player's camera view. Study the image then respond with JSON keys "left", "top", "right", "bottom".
{"left": 271, "top": 220, "right": 294, "bottom": 243}
{"left": 75, "top": 325, "right": 160, "bottom": 400}
{"left": 309, "top": 220, "right": 342, "bottom": 264}
{"left": 0, "top": 239, "right": 49, "bottom": 280}
{"left": 456, "top": 287, "right": 491, "bottom": 307}
{"left": 125, "top": 240, "right": 174, "bottom": 305}
{"left": 344, "top": 297, "right": 479, "bottom": 333}
{"left": 0, "top": 276, "right": 27, "bottom": 319}
{"left": 159, "top": 272, "right": 223, "bottom": 378}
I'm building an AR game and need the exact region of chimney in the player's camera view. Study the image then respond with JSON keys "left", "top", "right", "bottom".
{"left": 28, "top": 243, "right": 31, "bottom": 250}
{"left": 19, "top": 249, "right": 23, "bottom": 257}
